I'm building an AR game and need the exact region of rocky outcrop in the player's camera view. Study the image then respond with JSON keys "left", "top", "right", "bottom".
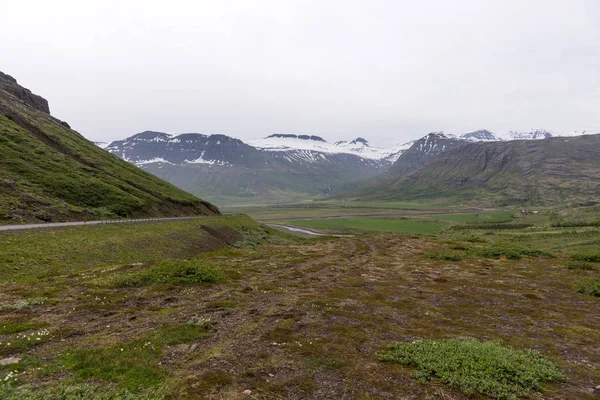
{"left": 0, "top": 71, "right": 50, "bottom": 114}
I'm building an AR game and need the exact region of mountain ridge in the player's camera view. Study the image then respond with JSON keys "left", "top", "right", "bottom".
{"left": 350, "top": 134, "right": 600, "bottom": 205}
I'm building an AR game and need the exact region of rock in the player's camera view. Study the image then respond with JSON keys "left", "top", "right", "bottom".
{"left": 268, "top": 373, "right": 275, "bottom": 377}
{"left": 0, "top": 71, "right": 50, "bottom": 114}
{"left": 242, "top": 389, "right": 252, "bottom": 395}
{"left": 0, "top": 357, "right": 21, "bottom": 366}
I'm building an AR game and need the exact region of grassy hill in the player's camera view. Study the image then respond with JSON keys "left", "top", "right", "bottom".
{"left": 0, "top": 72, "right": 219, "bottom": 223}
{"left": 350, "top": 134, "right": 600, "bottom": 206}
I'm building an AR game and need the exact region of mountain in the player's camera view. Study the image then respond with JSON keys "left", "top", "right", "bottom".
{"left": 505, "top": 129, "right": 554, "bottom": 140}
{"left": 0, "top": 72, "right": 219, "bottom": 224}
{"left": 106, "top": 131, "right": 386, "bottom": 204}
{"left": 104, "top": 127, "right": 598, "bottom": 205}
{"left": 351, "top": 134, "right": 600, "bottom": 205}
{"left": 460, "top": 129, "right": 501, "bottom": 142}
{"left": 389, "top": 132, "right": 466, "bottom": 176}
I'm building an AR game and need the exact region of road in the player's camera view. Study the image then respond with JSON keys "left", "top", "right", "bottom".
{"left": 0, "top": 216, "right": 204, "bottom": 231}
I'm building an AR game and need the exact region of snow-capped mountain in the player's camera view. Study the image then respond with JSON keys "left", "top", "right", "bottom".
{"left": 105, "top": 131, "right": 385, "bottom": 204}
{"left": 103, "top": 128, "right": 597, "bottom": 204}
{"left": 390, "top": 132, "right": 466, "bottom": 175}
{"left": 248, "top": 134, "right": 405, "bottom": 161}
{"left": 93, "top": 141, "right": 109, "bottom": 149}
{"left": 504, "top": 129, "right": 554, "bottom": 141}
{"left": 459, "top": 129, "right": 501, "bottom": 142}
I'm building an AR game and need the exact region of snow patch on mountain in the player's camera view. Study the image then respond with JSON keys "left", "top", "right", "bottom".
{"left": 248, "top": 134, "right": 409, "bottom": 161}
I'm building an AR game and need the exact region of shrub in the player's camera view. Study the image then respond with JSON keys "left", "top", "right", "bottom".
{"left": 463, "top": 235, "right": 487, "bottom": 243}
{"left": 472, "top": 245, "right": 553, "bottom": 260}
{"left": 577, "top": 278, "right": 600, "bottom": 297}
{"left": 565, "top": 261, "right": 600, "bottom": 271}
{"left": 377, "top": 339, "right": 564, "bottom": 400}
{"left": 111, "top": 261, "right": 224, "bottom": 288}
{"left": 425, "top": 251, "right": 462, "bottom": 261}
{"left": 571, "top": 251, "right": 600, "bottom": 263}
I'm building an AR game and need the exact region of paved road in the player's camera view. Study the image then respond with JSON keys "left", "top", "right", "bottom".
{"left": 0, "top": 216, "right": 204, "bottom": 231}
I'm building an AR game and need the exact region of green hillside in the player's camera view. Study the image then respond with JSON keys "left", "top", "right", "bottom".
{"left": 0, "top": 72, "right": 219, "bottom": 223}
{"left": 350, "top": 135, "right": 600, "bottom": 206}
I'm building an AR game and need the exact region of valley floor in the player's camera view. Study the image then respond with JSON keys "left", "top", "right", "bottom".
{"left": 0, "top": 214, "right": 599, "bottom": 399}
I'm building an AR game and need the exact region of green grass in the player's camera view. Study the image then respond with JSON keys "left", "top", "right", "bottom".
{"left": 0, "top": 382, "right": 165, "bottom": 400}
{"left": 282, "top": 218, "right": 445, "bottom": 234}
{"left": 0, "top": 321, "right": 47, "bottom": 335}
{"left": 431, "top": 211, "right": 514, "bottom": 223}
{"left": 110, "top": 260, "right": 224, "bottom": 288}
{"left": 576, "top": 278, "right": 600, "bottom": 297}
{"left": 378, "top": 339, "right": 564, "bottom": 400}
{"left": 0, "top": 215, "right": 269, "bottom": 282}
{"left": 62, "top": 324, "right": 208, "bottom": 391}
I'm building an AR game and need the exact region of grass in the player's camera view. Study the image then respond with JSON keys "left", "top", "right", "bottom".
{"left": 62, "top": 324, "right": 208, "bottom": 391}
{"left": 576, "top": 278, "right": 600, "bottom": 297}
{"left": 281, "top": 217, "right": 445, "bottom": 234}
{"left": 110, "top": 260, "right": 224, "bottom": 288}
{"left": 0, "top": 215, "right": 268, "bottom": 282}
{"left": 0, "top": 382, "right": 166, "bottom": 400}
{"left": 378, "top": 339, "right": 564, "bottom": 400}
{"left": 0, "top": 321, "right": 47, "bottom": 335}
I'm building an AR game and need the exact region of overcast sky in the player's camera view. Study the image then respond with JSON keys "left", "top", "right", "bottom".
{"left": 2, "top": 0, "right": 599, "bottom": 146}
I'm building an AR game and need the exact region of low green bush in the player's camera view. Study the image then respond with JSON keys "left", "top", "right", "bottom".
{"left": 571, "top": 251, "right": 600, "bottom": 263}
{"left": 377, "top": 339, "right": 564, "bottom": 400}
{"left": 565, "top": 261, "right": 600, "bottom": 271}
{"left": 472, "top": 245, "right": 553, "bottom": 260}
{"left": 111, "top": 260, "right": 224, "bottom": 288}
{"left": 425, "top": 251, "right": 462, "bottom": 261}
{"left": 463, "top": 235, "right": 487, "bottom": 243}
{"left": 577, "top": 278, "right": 600, "bottom": 297}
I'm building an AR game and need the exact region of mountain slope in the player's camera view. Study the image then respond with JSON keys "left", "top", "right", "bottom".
{"left": 352, "top": 135, "right": 600, "bottom": 205}
{"left": 0, "top": 72, "right": 219, "bottom": 223}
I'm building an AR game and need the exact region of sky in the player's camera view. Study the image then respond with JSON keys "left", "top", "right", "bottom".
{"left": 2, "top": 0, "right": 599, "bottom": 147}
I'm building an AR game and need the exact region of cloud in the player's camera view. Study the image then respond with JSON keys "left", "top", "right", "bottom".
{"left": 1, "top": 0, "right": 599, "bottom": 145}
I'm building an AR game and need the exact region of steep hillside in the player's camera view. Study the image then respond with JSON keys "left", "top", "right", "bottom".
{"left": 0, "top": 72, "right": 219, "bottom": 223}
{"left": 352, "top": 134, "right": 600, "bottom": 205}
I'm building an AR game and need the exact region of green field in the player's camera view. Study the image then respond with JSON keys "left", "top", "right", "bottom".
{"left": 430, "top": 210, "right": 515, "bottom": 223}
{"left": 282, "top": 217, "right": 446, "bottom": 234}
